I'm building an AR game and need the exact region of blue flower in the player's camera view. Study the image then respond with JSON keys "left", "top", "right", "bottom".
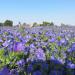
{"left": 50, "top": 56, "right": 62, "bottom": 64}
{"left": 49, "top": 70, "right": 63, "bottom": 75}
{"left": 57, "top": 41, "right": 62, "bottom": 46}
{"left": 66, "top": 62, "right": 75, "bottom": 69}
{"left": 50, "top": 56, "right": 56, "bottom": 60}
{"left": 49, "top": 38, "right": 56, "bottom": 43}
{"left": 24, "top": 46, "right": 30, "bottom": 55}
{"left": 0, "top": 39, "right": 3, "bottom": 42}
{"left": 0, "top": 67, "right": 10, "bottom": 75}
{"left": 33, "top": 70, "right": 42, "bottom": 75}
{"left": 41, "top": 62, "right": 49, "bottom": 71}
{"left": 67, "top": 43, "right": 75, "bottom": 53}
{"left": 13, "top": 42, "right": 24, "bottom": 52}
{"left": 25, "top": 35, "right": 31, "bottom": 39}
{"left": 16, "top": 59, "right": 25, "bottom": 66}
{"left": 30, "top": 44, "right": 35, "bottom": 48}
{"left": 10, "top": 69, "right": 18, "bottom": 75}
{"left": 2, "top": 41, "right": 9, "bottom": 47}
{"left": 35, "top": 48, "right": 46, "bottom": 61}
{"left": 27, "top": 64, "right": 33, "bottom": 73}
{"left": 67, "top": 48, "right": 72, "bottom": 53}
{"left": 71, "top": 43, "right": 75, "bottom": 51}
{"left": 60, "top": 38, "right": 68, "bottom": 45}
{"left": 57, "top": 57, "right": 65, "bottom": 64}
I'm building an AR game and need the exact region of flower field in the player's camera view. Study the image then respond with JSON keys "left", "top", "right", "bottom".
{"left": 0, "top": 26, "right": 75, "bottom": 75}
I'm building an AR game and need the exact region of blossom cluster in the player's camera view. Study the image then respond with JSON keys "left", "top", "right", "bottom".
{"left": 0, "top": 26, "right": 75, "bottom": 75}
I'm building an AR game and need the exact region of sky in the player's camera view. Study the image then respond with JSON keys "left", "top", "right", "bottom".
{"left": 0, "top": 0, "right": 75, "bottom": 25}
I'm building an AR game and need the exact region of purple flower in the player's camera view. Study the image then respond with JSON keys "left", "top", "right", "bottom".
{"left": 10, "top": 69, "right": 18, "bottom": 75}
{"left": 49, "top": 70, "right": 63, "bottom": 75}
{"left": 35, "top": 48, "right": 46, "bottom": 61}
{"left": 49, "top": 38, "right": 56, "bottom": 42}
{"left": 67, "top": 62, "right": 75, "bottom": 69}
{"left": 57, "top": 38, "right": 68, "bottom": 46}
{"left": 67, "top": 43, "right": 75, "bottom": 53}
{"left": 50, "top": 56, "right": 56, "bottom": 60}
{"left": 25, "top": 35, "right": 31, "bottom": 39}
{"left": 57, "top": 41, "right": 62, "bottom": 46}
{"left": 27, "top": 64, "right": 33, "bottom": 73}
{"left": 16, "top": 59, "right": 25, "bottom": 66}
{"left": 71, "top": 43, "right": 75, "bottom": 51}
{"left": 60, "top": 38, "right": 66, "bottom": 43}
{"left": 0, "top": 39, "right": 3, "bottom": 42}
{"left": 13, "top": 42, "right": 24, "bottom": 52}
{"left": 0, "top": 67, "right": 10, "bottom": 75}
{"left": 2, "top": 41, "right": 9, "bottom": 47}
{"left": 67, "top": 48, "right": 72, "bottom": 52}
{"left": 33, "top": 70, "right": 42, "bottom": 75}
{"left": 50, "top": 56, "right": 62, "bottom": 64}
{"left": 30, "top": 44, "right": 35, "bottom": 48}
{"left": 57, "top": 58, "right": 65, "bottom": 64}
{"left": 41, "top": 63, "right": 48, "bottom": 71}
{"left": 24, "top": 46, "right": 30, "bottom": 55}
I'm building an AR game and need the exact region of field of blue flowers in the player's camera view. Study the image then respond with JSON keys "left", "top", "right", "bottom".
{"left": 0, "top": 26, "right": 75, "bottom": 75}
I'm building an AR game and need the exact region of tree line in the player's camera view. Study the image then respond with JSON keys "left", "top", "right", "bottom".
{"left": 0, "top": 20, "right": 13, "bottom": 26}
{"left": 33, "top": 21, "right": 54, "bottom": 27}
{"left": 0, "top": 20, "right": 54, "bottom": 27}
{"left": 0, "top": 20, "right": 69, "bottom": 27}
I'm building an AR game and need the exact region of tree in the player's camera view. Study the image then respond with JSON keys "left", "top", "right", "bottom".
{"left": 43, "top": 21, "right": 50, "bottom": 26}
{"left": 50, "top": 22, "right": 54, "bottom": 26}
{"left": 40, "top": 21, "right": 54, "bottom": 26}
{"left": 61, "top": 23, "right": 66, "bottom": 26}
{"left": 0, "top": 23, "right": 3, "bottom": 26}
{"left": 33, "top": 22, "right": 38, "bottom": 27}
{"left": 4, "top": 20, "right": 13, "bottom": 26}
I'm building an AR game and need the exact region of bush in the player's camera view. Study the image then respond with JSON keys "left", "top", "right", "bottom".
{"left": 4, "top": 20, "right": 13, "bottom": 26}
{"left": 40, "top": 21, "right": 54, "bottom": 26}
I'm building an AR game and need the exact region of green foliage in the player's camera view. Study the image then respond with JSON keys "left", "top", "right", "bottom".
{"left": 42, "top": 36, "right": 48, "bottom": 42}
{"left": 57, "top": 36, "right": 61, "bottom": 41}
{"left": 40, "top": 21, "right": 54, "bottom": 26}
{"left": 15, "top": 37, "right": 20, "bottom": 42}
{"left": 68, "top": 51, "right": 75, "bottom": 64}
{"left": 0, "top": 49, "right": 6, "bottom": 69}
{"left": 0, "top": 49, "right": 24, "bottom": 69}
{"left": 43, "top": 21, "right": 50, "bottom": 26}
{"left": 33, "top": 22, "right": 38, "bottom": 27}
{"left": 0, "top": 23, "right": 3, "bottom": 26}
{"left": 46, "top": 50, "right": 51, "bottom": 60}
{"left": 32, "top": 34, "right": 37, "bottom": 37}
{"left": 4, "top": 20, "right": 13, "bottom": 26}
{"left": 50, "top": 22, "right": 54, "bottom": 26}
{"left": 46, "top": 43, "right": 56, "bottom": 60}
{"left": 40, "top": 34, "right": 44, "bottom": 39}
{"left": 33, "top": 21, "right": 54, "bottom": 27}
